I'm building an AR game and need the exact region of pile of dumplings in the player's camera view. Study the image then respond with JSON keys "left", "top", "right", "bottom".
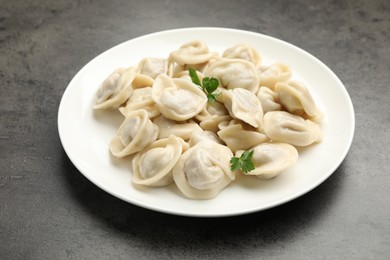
{"left": 93, "top": 40, "right": 323, "bottom": 200}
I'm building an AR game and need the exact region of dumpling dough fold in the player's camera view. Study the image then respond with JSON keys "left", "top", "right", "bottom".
{"left": 205, "top": 58, "right": 259, "bottom": 93}
{"left": 109, "top": 109, "right": 159, "bottom": 157}
{"left": 137, "top": 57, "right": 168, "bottom": 79}
{"left": 119, "top": 86, "right": 160, "bottom": 119}
{"left": 153, "top": 115, "right": 202, "bottom": 140}
{"left": 94, "top": 67, "right": 136, "bottom": 109}
{"left": 263, "top": 111, "right": 321, "bottom": 146}
{"left": 236, "top": 143, "right": 298, "bottom": 179}
{"left": 152, "top": 74, "right": 207, "bottom": 121}
{"left": 257, "top": 63, "right": 291, "bottom": 89}
{"left": 275, "top": 80, "right": 323, "bottom": 122}
{"left": 132, "top": 135, "right": 188, "bottom": 187}
{"left": 195, "top": 102, "right": 231, "bottom": 133}
{"left": 173, "top": 139, "right": 234, "bottom": 199}
{"left": 222, "top": 44, "right": 262, "bottom": 66}
{"left": 217, "top": 120, "right": 267, "bottom": 152}
{"left": 220, "top": 88, "right": 263, "bottom": 129}
{"left": 256, "top": 86, "right": 282, "bottom": 113}
{"left": 169, "top": 40, "right": 217, "bottom": 65}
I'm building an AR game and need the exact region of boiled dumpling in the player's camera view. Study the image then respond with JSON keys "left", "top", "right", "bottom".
{"left": 169, "top": 61, "right": 214, "bottom": 78}
{"left": 153, "top": 115, "right": 203, "bottom": 140}
{"left": 152, "top": 74, "right": 207, "bottom": 121}
{"left": 94, "top": 67, "right": 136, "bottom": 109}
{"left": 263, "top": 111, "right": 321, "bottom": 146}
{"left": 137, "top": 57, "right": 168, "bottom": 79}
{"left": 172, "top": 139, "right": 234, "bottom": 199}
{"left": 132, "top": 135, "right": 189, "bottom": 187}
{"left": 217, "top": 119, "right": 267, "bottom": 152}
{"left": 195, "top": 101, "right": 228, "bottom": 121}
{"left": 119, "top": 86, "right": 160, "bottom": 119}
{"left": 258, "top": 63, "right": 291, "bottom": 89}
{"left": 109, "top": 109, "right": 159, "bottom": 157}
{"left": 169, "top": 40, "right": 217, "bottom": 66}
{"left": 275, "top": 80, "right": 323, "bottom": 122}
{"left": 195, "top": 102, "right": 231, "bottom": 133}
{"left": 220, "top": 88, "right": 263, "bottom": 129}
{"left": 188, "top": 130, "right": 222, "bottom": 147}
{"left": 205, "top": 58, "right": 259, "bottom": 93}
{"left": 199, "top": 115, "right": 232, "bottom": 134}
{"left": 131, "top": 73, "right": 154, "bottom": 88}
{"left": 222, "top": 44, "right": 261, "bottom": 66}
{"left": 118, "top": 73, "right": 156, "bottom": 117}
{"left": 236, "top": 142, "right": 298, "bottom": 179}
{"left": 257, "top": 86, "right": 282, "bottom": 113}
{"left": 174, "top": 69, "right": 205, "bottom": 82}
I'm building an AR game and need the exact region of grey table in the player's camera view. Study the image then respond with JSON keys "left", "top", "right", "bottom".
{"left": 1, "top": 0, "right": 389, "bottom": 259}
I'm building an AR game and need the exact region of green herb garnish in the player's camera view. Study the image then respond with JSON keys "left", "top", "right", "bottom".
{"left": 230, "top": 150, "right": 255, "bottom": 174}
{"left": 189, "top": 67, "right": 220, "bottom": 102}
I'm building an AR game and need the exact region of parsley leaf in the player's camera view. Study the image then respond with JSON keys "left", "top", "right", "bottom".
{"left": 189, "top": 67, "right": 202, "bottom": 87}
{"left": 202, "top": 77, "right": 219, "bottom": 94}
{"left": 230, "top": 150, "right": 255, "bottom": 174}
{"left": 188, "top": 68, "right": 220, "bottom": 102}
{"left": 230, "top": 157, "right": 241, "bottom": 172}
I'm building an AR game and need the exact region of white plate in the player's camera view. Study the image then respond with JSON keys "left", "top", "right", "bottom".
{"left": 58, "top": 28, "right": 354, "bottom": 217}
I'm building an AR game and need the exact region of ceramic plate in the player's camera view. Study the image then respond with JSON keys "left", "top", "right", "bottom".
{"left": 58, "top": 28, "right": 354, "bottom": 217}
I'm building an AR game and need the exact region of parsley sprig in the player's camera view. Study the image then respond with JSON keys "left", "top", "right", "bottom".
{"left": 189, "top": 68, "right": 220, "bottom": 102}
{"left": 230, "top": 150, "right": 255, "bottom": 174}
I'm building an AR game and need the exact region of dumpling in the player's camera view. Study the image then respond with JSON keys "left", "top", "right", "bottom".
{"left": 220, "top": 88, "right": 263, "bottom": 129}
{"left": 257, "top": 86, "right": 282, "bottom": 113}
{"left": 217, "top": 119, "right": 268, "bottom": 152}
{"left": 169, "top": 40, "right": 217, "bottom": 66}
{"left": 263, "top": 111, "right": 321, "bottom": 146}
{"left": 199, "top": 115, "right": 232, "bottom": 134}
{"left": 173, "top": 69, "right": 204, "bottom": 84}
{"left": 132, "top": 135, "right": 188, "bottom": 187}
{"left": 195, "top": 102, "right": 231, "bottom": 133}
{"left": 109, "top": 109, "right": 159, "bottom": 158}
{"left": 205, "top": 58, "right": 259, "bottom": 93}
{"left": 222, "top": 44, "right": 261, "bottom": 66}
{"left": 188, "top": 130, "right": 222, "bottom": 147}
{"left": 119, "top": 87, "right": 160, "bottom": 119}
{"left": 258, "top": 63, "right": 291, "bottom": 89}
{"left": 131, "top": 73, "right": 154, "bottom": 88}
{"left": 235, "top": 142, "right": 298, "bottom": 179}
{"left": 275, "top": 80, "right": 323, "bottom": 122}
{"left": 169, "top": 61, "right": 214, "bottom": 78}
{"left": 94, "top": 67, "right": 136, "bottom": 109}
{"left": 153, "top": 115, "right": 203, "bottom": 140}
{"left": 172, "top": 139, "right": 234, "bottom": 199}
{"left": 151, "top": 74, "right": 207, "bottom": 121}
{"left": 137, "top": 57, "right": 168, "bottom": 79}
{"left": 195, "top": 101, "right": 228, "bottom": 121}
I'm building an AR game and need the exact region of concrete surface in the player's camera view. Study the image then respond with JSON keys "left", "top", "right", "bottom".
{"left": 0, "top": 0, "right": 389, "bottom": 259}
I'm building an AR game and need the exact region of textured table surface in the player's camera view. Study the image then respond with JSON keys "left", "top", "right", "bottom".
{"left": 1, "top": 0, "right": 389, "bottom": 259}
